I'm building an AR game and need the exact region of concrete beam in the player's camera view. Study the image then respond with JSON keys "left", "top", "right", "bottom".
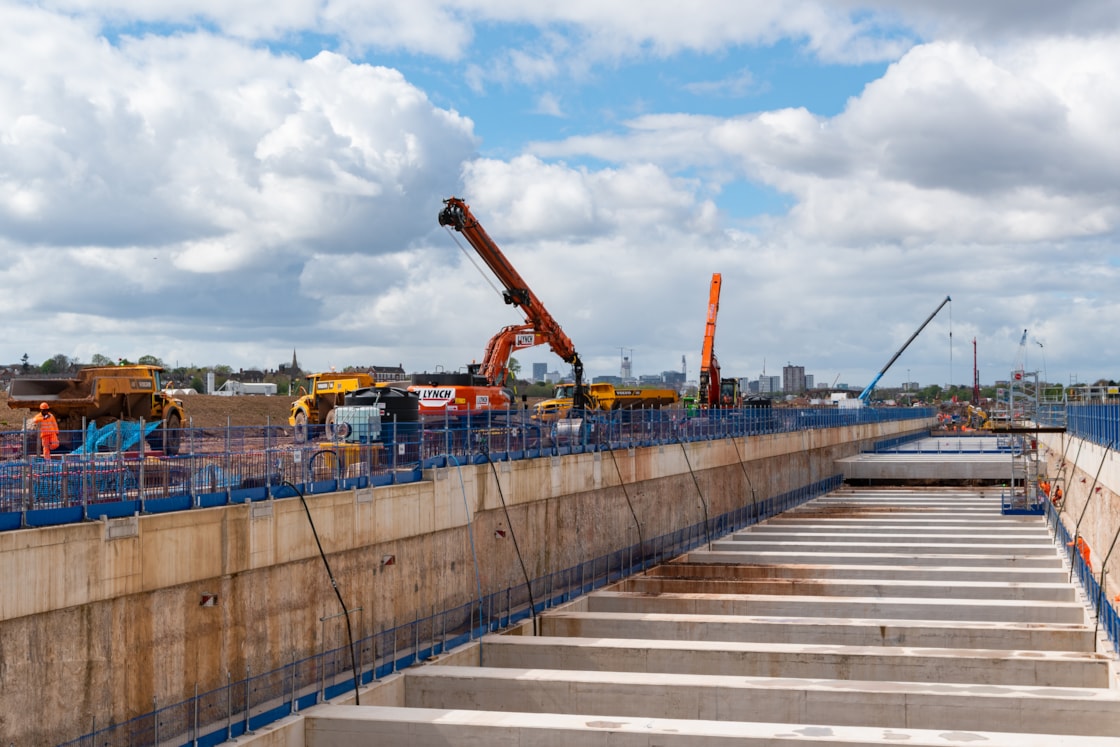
{"left": 616, "top": 576, "right": 1077, "bottom": 602}
{"left": 304, "top": 705, "right": 1120, "bottom": 746}
{"left": 538, "top": 611, "right": 1097, "bottom": 651}
{"left": 586, "top": 590, "right": 1088, "bottom": 623}
{"left": 403, "top": 665, "right": 1120, "bottom": 736}
{"left": 478, "top": 636, "right": 1110, "bottom": 688}
{"left": 665, "top": 559, "right": 1070, "bottom": 584}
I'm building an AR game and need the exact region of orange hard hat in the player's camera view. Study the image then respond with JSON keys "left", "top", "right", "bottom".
{"left": 39, "top": 402, "right": 49, "bottom": 410}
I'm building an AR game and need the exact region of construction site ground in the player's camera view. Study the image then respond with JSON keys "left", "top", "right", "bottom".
{"left": 0, "top": 393, "right": 294, "bottom": 431}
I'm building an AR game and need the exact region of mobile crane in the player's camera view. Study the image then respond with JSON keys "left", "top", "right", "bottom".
{"left": 698, "top": 273, "right": 742, "bottom": 408}
{"left": 438, "top": 197, "right": 587, "bottom": 410}
{"left": 857, "top": 295, "right": 951, "bottom": 404}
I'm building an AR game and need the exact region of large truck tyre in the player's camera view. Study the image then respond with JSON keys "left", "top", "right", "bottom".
{"left": 293, "top": 410, "right": 309, "bottom": 442}
{"left": 159, "top": 411, "right": 182, "bottom": 455}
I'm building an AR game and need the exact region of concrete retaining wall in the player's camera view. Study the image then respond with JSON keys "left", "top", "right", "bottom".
{"left": 0, "top": 418, "right": 923, "bottom": 745}
{"left": 1039, "top": 433, "right": 1120, "bottom": 595}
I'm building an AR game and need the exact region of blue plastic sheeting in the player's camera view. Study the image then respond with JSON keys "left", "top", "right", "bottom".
{"left": 70, "top": 421, "right": 161, "bottom": 454}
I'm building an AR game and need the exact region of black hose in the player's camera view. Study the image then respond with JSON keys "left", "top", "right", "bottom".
{"left": 480, "top": 442, "right": 538, "bottom": 630}
{"left": 729, "top": 432, "right": 759, "bottom": 525}
{"left": 677, "top": 434, "right": 712, "bottom": 550}
{"left": 1068, "top": 440, "right": 1114, "bottom": 582}
{"left": 282, "top": 480, "right": 361, "bottom": 705}
{"left": 606, "top": 443, "right": 645, "bottom": 572}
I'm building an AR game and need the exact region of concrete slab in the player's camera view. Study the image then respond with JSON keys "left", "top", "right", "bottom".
{"left": 616, "top": 575, "right": 1077, "bottom": 602}
{"left": 709, "top": 539, "right": 1058, "bottom": 556}
{"left": 305, "top": 705, "right": 1120, "bottom": 746}
{"left": 478, "top": 636, "right": 1111, "bottom": 687}
{"left": 688, "top": 550, "right": 1063, "bottom": 568}
{"left": 538, "top": 611, "right": 1097, "bottom": 651}
{"left": 665, "top": 559, "right": 1070, "bottom": 584}
{"left": 403, "top": 665, "right": 1120, "bottom": 736}
{"left": 836, "top": 453, "right": 1013, "bottom": 481}
{"left": 586, "top": 590, "right": 1088, "bottom": 623}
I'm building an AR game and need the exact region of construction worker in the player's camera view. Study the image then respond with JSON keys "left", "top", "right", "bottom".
{"left": 1067, "top": 536, "right": 1092, "bottom": 572}
{"left": 30, "top": 402, "right": 60, "bottom": 460}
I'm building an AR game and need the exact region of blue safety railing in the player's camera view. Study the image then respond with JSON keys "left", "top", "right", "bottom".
{"left": 1061, "top": 403, "right": 1120, "bottom": 449}
{"left": 0, "top": 406, "right": 932, "bottom": 531}
{"left": 58, "top": 474, "right": 841, "bottom": 747}
{"left": 1045, "top": 499, "right": 1120, "bottom": 657}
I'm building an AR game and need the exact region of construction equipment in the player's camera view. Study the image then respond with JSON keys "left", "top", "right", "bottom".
{"left": 407, "top": 371, "right": 513, "bottom": 416}
{"left": 857, "top": 295, "right": 951, "bottom": 404}
{"left": 533, "top": 382, "right": 679, "bottom": 422}
{"left": 289, "top": 371, "right": 376, "bottom": 438}
{"left": 8, "top": 365, "right": 186, "bottom": 454}
{"left": 439, "top": 197, "right": 587, "bottom": 410}
{"left": 697, "top": 273, "right": 742, "bottom": 408}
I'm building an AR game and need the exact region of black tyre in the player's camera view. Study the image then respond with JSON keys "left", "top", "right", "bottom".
{"left": 293, "top": 410, "right": 309, "bottom": 443}
{"left": 161, "top": 411, "right": 182, "bottom": 456}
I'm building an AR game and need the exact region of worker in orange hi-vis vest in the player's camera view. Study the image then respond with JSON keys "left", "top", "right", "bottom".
{"left": 1066, "top": 536, "right": 1092, "bottom": 572}
{"left": 30, "top": 402, "right": 60, "bottom": 460}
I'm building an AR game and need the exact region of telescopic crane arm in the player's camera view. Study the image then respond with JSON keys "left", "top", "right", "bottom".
{"left": 858, "top": 295, "right": 951, "bottom": 403}
{"left": 438, "top": 197, "right": 586, "bottom": 408}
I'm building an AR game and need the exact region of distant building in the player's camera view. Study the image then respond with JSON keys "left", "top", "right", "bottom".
{"left": 662, "top": 370, "right": 686, "bottom": 389}
{"left": 238, "top": 368, "right": 266, "bottom": 383}
{"left": 758, "top": 375, "right": 782, "bottom": 394}
{"left": 805, "top": 374, "right": 815, "bottom": 390}
{"left": 783, "top": 364, "right": 806, "bottom": 394}
{"left": 593, "top": 375, "right": 622, "bottom": 385}
{"left": 370, "top": 364, "right": 406, "bottom": 383}
{"left": 532, "top": 362, "right": 548, "bottom": 382}
{"left": 638, "top": 374, "right": 663, "bottom": 386}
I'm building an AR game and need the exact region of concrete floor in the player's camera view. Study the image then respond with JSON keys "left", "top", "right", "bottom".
{"left": 303, "top": 487, "right": 1120, "bottom": 746}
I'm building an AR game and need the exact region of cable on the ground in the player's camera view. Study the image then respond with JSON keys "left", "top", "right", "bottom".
{"left": 282, "top": 480, "right": 360, "bottom": 705}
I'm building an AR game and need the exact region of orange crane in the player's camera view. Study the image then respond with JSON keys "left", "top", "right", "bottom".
{"left": 697, "top": 273, "right": 741, "bottom": 408}
{"left": 438, "top": 197, "right": 587, "bottom": 409}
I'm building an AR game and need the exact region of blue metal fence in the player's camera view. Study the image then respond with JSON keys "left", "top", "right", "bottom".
{"left": 1, "top": 406, "right": 933, "bottom": 531}
{"left": 58, "top": 474, "right": 842, "bottom": 747}
{"left": 1063, "top": 403, "right": 1120, "bottom": 448}
{"left": 1045, "top": 498, "right": 1120, "bottom": 657}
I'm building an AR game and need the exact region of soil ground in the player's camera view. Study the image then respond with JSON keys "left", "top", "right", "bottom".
{"left": 0, "top": 393, "right": 294, "bottom": 430}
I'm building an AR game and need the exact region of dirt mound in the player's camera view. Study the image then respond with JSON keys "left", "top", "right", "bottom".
{"left": 0, "top": 393, "right": 293, "bottom": 430}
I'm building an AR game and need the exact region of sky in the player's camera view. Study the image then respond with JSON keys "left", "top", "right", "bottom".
{"left": 2, "top": 1, "right": 1119, "bottom": 391}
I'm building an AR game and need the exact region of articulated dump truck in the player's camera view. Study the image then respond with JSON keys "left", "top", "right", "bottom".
{"left": 533, "top": 382, "right": 680, "bottom": 421}
{"left": 7, "top": 365, "right": 186, "bottom": 454}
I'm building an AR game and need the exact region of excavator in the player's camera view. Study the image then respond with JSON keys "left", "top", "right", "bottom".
{"left": 698, "top": 273, "right": 742, "bottom": 408}
{"left": 437, "top": 197, "right": 587, "bottom": 411}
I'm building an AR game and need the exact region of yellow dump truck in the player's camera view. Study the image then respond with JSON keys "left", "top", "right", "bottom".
{"left": 533, "top": 382, "right": 680, "bottom": 421}
{"left": 289, "top": 371, "right": 377, "bottom": 438}
{"left": 7, "top": 365, "right": 186, "bottom": 454}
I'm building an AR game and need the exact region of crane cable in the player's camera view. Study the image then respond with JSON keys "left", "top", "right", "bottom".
{"left": 444, "top": 226, "right": 505, "bottom": 300}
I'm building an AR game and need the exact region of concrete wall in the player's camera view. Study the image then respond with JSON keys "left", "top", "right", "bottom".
{"left": 0, "top": 418, "right": 924, "bottom": 744}
{"left": 1039, "top": 433, "right": 1120, "bottom": 592}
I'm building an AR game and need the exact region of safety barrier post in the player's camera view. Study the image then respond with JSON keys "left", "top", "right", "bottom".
{"left": 138, "top": 417, "right": 146, "bottom": 514}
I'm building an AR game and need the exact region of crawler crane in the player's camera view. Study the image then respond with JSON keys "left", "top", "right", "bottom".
{"left": 438, "top": 197, "right": 587, "bottom": 410}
